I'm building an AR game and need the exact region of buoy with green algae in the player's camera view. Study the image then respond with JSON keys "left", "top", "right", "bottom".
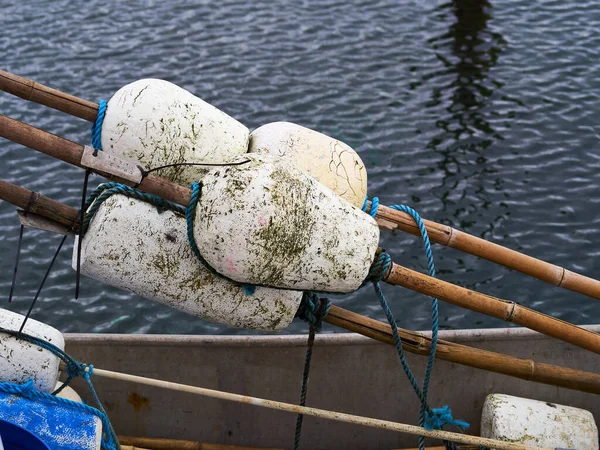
{"left": 101, "top": 78, "right": 250, "bottom": 186}
{"left": 74, "top": 190, "right": 302, "bottom": 332}
{"left": 193, "top": 153, "right": 379, "bottom": 292}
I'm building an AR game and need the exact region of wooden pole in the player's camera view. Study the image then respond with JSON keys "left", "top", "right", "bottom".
{"left": 0, "top": 69, "right": 98, "bottom": 121}
{"left": 2, "top": 180, "right": 600, "bottom": 395}
{"left": 91, "top": 366, "right": 551, "bottom": 450}
{"left": 383, "top": 263, "right": 600, "bottom": 355}
{"left": 1, "top": 71, "right": 599, "bottom": 303}
{"left": 118, "top": 436, "right": 283, "bottom": 450}
{"left": 1, "top": 116, "right": 600, "bottom": 355}
{"left": 372, "top": 203, "right": 600, "bottom": 301}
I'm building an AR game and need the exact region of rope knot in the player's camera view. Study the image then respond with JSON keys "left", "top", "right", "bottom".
{"left": 423, "top": 406, "right": 470, "bottom": 431}
{"left": 296, "top": 292, "right": 331, "bottom": 331}
{"left": 368, "top": 252, "right": 391, "bottom": 283}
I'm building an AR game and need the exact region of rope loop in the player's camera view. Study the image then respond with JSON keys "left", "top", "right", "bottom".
{"left": 367, "top": 252, "right": 391, "bottom": 283}
{"left": 362, "top": 196, "right": 379, "bottom": 218}
{"left": 296, "top": 292, "right": 331, "bottom": 332}
{"left": 91, "top": 99, "right": 107, "bottom": 151}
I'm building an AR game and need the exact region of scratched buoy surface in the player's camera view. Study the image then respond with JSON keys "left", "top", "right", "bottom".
{"left": 101, "top": 79, "right": 250, "bottom": 186}
{"left": 75, "top": 193, "right": 302, "bottom": 331}
{"left": 194, "top": 154, "right": 379, "bottom": 292}
{"left": 0, "top": 309, "right": 63, "bottom": 394}
{"left": 249, "top": 122, "right": 368, "bottom": 208}
{"left": 481, "top": 394, "right": 599, "bottom": 449}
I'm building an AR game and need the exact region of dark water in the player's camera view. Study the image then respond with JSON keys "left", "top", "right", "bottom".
{"left": 1, "top": 0, "right": 600, "bottom": 335}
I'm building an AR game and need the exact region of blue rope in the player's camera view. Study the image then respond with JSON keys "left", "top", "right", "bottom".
{"left": 293, "top": 293, "right": 331, "bottom": 450}
{"left": 91, "top": 100, "right": 107, "bottom": 151}
{"left": 363, "top": 198, "right": 468, "bottom": 450}
{"left": 0, "top": 326, "right": 120, "bottom": 450}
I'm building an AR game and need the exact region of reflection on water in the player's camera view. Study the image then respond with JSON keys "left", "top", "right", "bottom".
{"left": 425, "top": 0, "right": 510, "bottom": 237}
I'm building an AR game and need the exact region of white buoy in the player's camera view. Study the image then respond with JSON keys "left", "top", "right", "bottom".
{"left": 249, "top": 122, "right": 368, "bottom": 208}
{"left": 193, "top": 154, "right": 380, "bottom": 292}
{"left": 0, "top": 309, "right": 63, "bottom": 394}
{"left": 75, "top": 191, "right": 302, "bottom": 331}
{"left": 101, "top": 79, "right": 250, "bottom": 186}
{"left": 481, "top": 393, "right": 598, "bottom": 450}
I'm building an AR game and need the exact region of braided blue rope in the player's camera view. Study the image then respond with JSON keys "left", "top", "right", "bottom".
{"left": 0, "top": 326, "right": 120, "bottom": 450}
{"left": 363, "top": 198, "right": 468, "bottom": 450}
{"left": 91, "top": 100, "right": 107, "bottom": 151}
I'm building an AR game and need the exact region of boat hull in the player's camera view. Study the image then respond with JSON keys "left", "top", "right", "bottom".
{"left": 65, "top": 326, "right": 600, "bottom": 449}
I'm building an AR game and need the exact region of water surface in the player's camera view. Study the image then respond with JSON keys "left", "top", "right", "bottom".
{"left": 1, "top": 0, "right": 600, "bottom": 334}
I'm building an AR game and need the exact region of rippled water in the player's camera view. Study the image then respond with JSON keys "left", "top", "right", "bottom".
{"left": 1, "top": 0, "right": 600, "bottom": 335}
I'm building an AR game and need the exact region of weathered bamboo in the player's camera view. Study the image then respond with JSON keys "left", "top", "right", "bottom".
{"left": 372, "top": 203, "right": 600, "bottom": 300}
{"left": 2, "top": 181, "right": 600, "bottom": 395}
{"left": 0, "top": 69, "right": 98, "bottom": 121}
{"left": 1, "top": 69, "right": 599, "bottom": 301}
{"left": 383, "top": 263, "right": 600, "bottom": 355}
{"left": 119, "top": 436, "right": 283, "bottom": 450}
{"left": 1, "top": 115, "right": 600, "bottom": 356}
{"left": 0, "top": 115, "right": 190, "bottom": 206}
{"left": 91, "top": 367, "right": 551, "bottom": 450}
{"left": 326, "top": 306, "right": 600, "bottom": 394}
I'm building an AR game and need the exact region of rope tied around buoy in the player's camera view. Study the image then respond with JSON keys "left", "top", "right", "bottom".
{"left": 91, "top": 99, "right": 107, "bottom": 151}
{"left": 79, "top": 181, "right": 257, "bottom": 295}
{"left": 363, "top": 197, "right": 468, "bottom": 450}
{"left": 0, "top": 326, "right": 120, "bottom": 450}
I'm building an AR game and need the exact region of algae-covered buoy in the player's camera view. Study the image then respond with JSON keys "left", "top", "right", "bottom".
{"left": 193, "top": 154, "right": 379, "bottom": 292}
{"left": 75, "top": 191, "right": 302, "bottom": 331}
{"left": 0, "top": 309, "right": 63, "bottom": 394}
{"left": 249, "top": 122, "right": 367, "bottom": 208}
{"left": 101, "top": 79, "right": 249, "bottom": 186}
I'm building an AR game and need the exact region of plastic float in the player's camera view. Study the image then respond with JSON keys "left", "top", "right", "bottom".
{"left": 75, "top": 189, "right": 303, "bottom": 331}
{"left": 0, "top": 309, "right": 63, "bottom": 393}
{"left": 481, "top": 393, "right": 598, "bottom": 449}
{"left": 249, "top": 121, "right": 368, "bottom": 208}
{"left": 193, "top": 153, "right": 379, "bottom": 292}
{"left": 101, "top": 78, "right": 249, "bottom": 186}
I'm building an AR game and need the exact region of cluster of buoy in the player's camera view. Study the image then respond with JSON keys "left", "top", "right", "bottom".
{"left": 77, "top": 79, "right": 380, "bottom": 331}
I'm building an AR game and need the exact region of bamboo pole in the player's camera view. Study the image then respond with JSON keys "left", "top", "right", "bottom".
{"left": 2, "top": 181, "right": 600, "bottom": 395}
{"left": 2, "top": 115, "right": 600, "bottom": 356}
{"left": 1, "top": 69, "right": 599, "bottom": 301}
{"left": 0, "top": 69, "right": 98, "bottom": 121}
{"left": 382, "top": 263, "right": 600, "bottom": 355}
{"left": 119, "top": 436, "right": 283, "bottom": 450}
{"left": 90, "top": 366, "right": 551, "bottom": 450}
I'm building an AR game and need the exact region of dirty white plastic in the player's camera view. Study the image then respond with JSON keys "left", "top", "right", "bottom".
{"left": 54, "top": 381, "right": 82, "bottom": 403}
{"left": 75, "top": 193, "right": 302, "bottom": 331}
{"left": 102, "top": 79, "right": 250, "bottom": 186}
{"left": 194, "top": 154, "right": 379, "bottom": 292}
{"left": 0, "top": 309, "right": 63, "bottom": 394}
{"left": 249, "top": 122, "right": 368, "bottom": 208}
{"left": 481, "top": 393, "right": 598, "bottom": 450}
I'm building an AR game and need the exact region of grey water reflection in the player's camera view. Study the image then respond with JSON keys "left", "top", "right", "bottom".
{"left": 425, "top": 0, "right": 512, "bottom": 238}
